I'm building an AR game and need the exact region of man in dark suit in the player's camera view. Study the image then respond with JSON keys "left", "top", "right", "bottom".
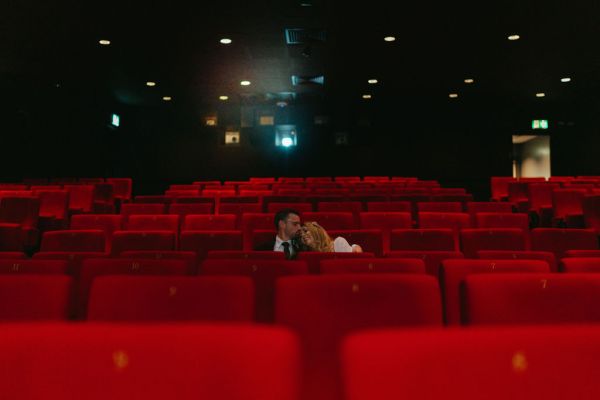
{"left": 254, "top": 208, "right": 302, "bottom": 259}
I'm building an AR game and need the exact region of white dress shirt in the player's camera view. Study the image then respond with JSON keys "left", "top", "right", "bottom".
{"left": 274, "top": 236, "right": 295, "bottom": 257}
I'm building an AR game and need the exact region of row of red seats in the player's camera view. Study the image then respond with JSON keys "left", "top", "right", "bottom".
{"left": 1, "top": 254, "right": 600, "bottom": 322}
{"left": 3, "top": 269, "right": 600, "bottom": 400}
{"left": 490, "top": 177, "right": 600, "bottom": 228}
{"left": 5, "top": 323, "right": 598, "bottom": 399}
{"left": 26, "top": 225, "right": 599, "bottom": 257}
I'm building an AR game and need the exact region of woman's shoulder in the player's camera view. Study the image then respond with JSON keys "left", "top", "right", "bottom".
{"left": 333, "top": 236, "right": 353, "bottom": 252}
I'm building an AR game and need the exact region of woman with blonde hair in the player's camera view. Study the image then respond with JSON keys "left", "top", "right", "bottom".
{"left": 300, "top": 221, "right": 363, "bottom": 253}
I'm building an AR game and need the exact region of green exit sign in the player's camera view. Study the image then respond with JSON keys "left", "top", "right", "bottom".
{"left": 532, "top": 119, "right": 548, "bottom": 129}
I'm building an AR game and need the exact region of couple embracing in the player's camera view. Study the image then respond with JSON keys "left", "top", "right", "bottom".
{"left": 255, "top": 208, "right": 363, "bottom": 259}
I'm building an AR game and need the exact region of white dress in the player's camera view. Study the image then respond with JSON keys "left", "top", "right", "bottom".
{"left": 333, "top": 237, "right": 357, "bottom": 252}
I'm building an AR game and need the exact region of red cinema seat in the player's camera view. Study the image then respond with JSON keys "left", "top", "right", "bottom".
{"left": 0, "top": 275, "right": 72, "bottom": 320}
{"left": 33, "top": 252, "right": 108, "bottom": 276}
{"left": 0, "top": 259, "right": 68, "bottom": 274}
{"left": 563, "top": 250, "right": 600, "bottom": 258}
{"left": 441, "top": 259, "right": 550, "bottom": 325}
{"left": 0, "top": 252, "right": 26, "bottom": 259}
{"left": 0, "top": 324, "right": 300, "bottom": 400}
{"left": 343, "top": 326, "right": 600, "bottom": 400}
{"left": 460, "top": 228, "right": 527, "bottom": 258}
{"left": 106, "top": 178, "right": 132, "bottom": 201}
{"left": 91, "top": 183, "right": 115, "bottom": 213}
{"left": 390, "top": 229, "right": 457, "bottom": 251}
{"left": 328, "top": 229, "right": 384, "bottom": 256}
{"left": 36, "top": 190, "right": 69, "bottom": 228}
{"left": 583, "top": 195, "right": 600, "bottom": 232}
{"left": 366, "top": 201, "right": 411, "bottom": 212}
{"left": 463, "top": 273, "right": 600, "bottom": 325}
{"left": 385, "top": 250, "right": 464, "bottom": 276}
{"left": 218, "top": 203, "right": 262, "bottom": 220}
{"left": 267, "top": 203, "right": 313, "bottom": 213}
{"left": 553, "top": 188, "right": 588, "bottom": 223}
{"left": 560, "top": 257, "right": 600, "bottom": 273}
{"left": 201, "top": 259, "right": 308, "bottom": 322}
{"left": 477, "top": 250, "right": 557, "bottom": 272}
{"left": 120, "top": 203, "right": 166, "bottom": 220}
{"left": 418, "top": 212, "right": 471, "bottom": 230}
{"left": 240, "top": 213, "right": 276, "bottom": 250}
{"left": 490, "top": 176, "right": 515, "bottom": 201}
{"left": 359, "top": 212, "right": 412, "bottom": 252}
{"left": 0, "top": 196, "right": 39, "bottom": 244}
{"left": 183, "top": 215, "right": 237, "bottom": 231}
{"left": 319, "top": 258, "right": 425, "bottom": 274}
{"left": 63, "top": 184, "right": 94, "bottom": 213}
{"left": 134, "top": 195, "right": 171, "bottom": 204}
{"left": 417, "top": 202, "right": 463, "bottom": 213}
{"left": 69, "top": 214, "right": 122, "bottom": 252}
{"left": 0, "top": 223, "right": 24, "bottom": 251}
{"left": 467, "top": 201, "right": 514, "bottom": 214}
{"left": 528, "top": 183, "right": 560, "bottom": 211}
{"left": 476, "top": 212, "right": 530, "bottom": 230}
{"left": 41, "top": 230, "right": 106, "bottom": 253}
{"left": 120, "top": 251, "right": 197, "bottom": 274}
{"left": 302, "top": 212, "right": 356, "bottom": 230}
{"left": 276, "top": 275, "right": 442, "bottom": 400}
{"left": 88, "top": 276, "right": 254, "bottom": 321}
{"left": 318, "top": 201, "right": 363, "bottom": 214}
{"left": 78, "top": 258, "right": 189, "bottom": 318}
{"left": 168, "top": 202, "right": 213, "bottom": 216}
{"left": 531, "top": 228, "right": 598, "bottom": 258}
{"left": 125, "top": 215, "right": 179, "bottom": 234}
{"left": 206, "top": 250, "right": 285, "bottom": 260}
{"left": 296, "top": 252, "right": 375, "bottom": 274}
{"left": 179, "top": 231, "right": 243, "bottom": 259}
{"left": 110, "top": 231, "right": 176, "bottom": 255}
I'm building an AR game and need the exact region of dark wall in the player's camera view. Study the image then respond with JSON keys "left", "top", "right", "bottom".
{"left": 4, "top": 86, "right": 598, "bottom": 200}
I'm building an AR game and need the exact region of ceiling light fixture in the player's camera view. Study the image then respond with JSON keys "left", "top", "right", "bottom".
{"left": 536, "top": 92, "right": 546, "bottom": 97}
{"left": 162, "top": 96, "right": 172, "bottom": 101}
{"left": 368, "top": 79, "right": 378, "bottom": 84}
{"left": 240, "top": 80, "right": 251, "bottom": 86}
{"left": 464, "top": 78, "right": 474, "bottom": 84}
{"left": 220, "top": 38, "right": 232, "bottom": 44}
{"left": 508, "top": 34, "right": 520, "bottom": 41}
{"left": 219, "top": 95, "right": 229, "bottom": 100}
{"left": 362, "top": 94, "right": 372, "bottom": 99}
{"left": 146, "top": 81, "right": 156, "bottom": 87}
{"left": 560, "top": 77, "right": 571, "bottom": 83}
{"left": 449, "top": 93, "right": 459, "bottom": 98}
{"left": 99, "top": 39, "right": 111, "bottom": 46}
{"left": 383, "top": 36, "right": 396, "bottom": 42}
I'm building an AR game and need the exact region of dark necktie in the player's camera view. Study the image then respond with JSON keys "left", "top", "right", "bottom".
{"left": 281, "top": 241, "right": 291, "bottom": 260}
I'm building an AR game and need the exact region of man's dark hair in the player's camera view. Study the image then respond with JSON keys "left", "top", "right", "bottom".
{"left": 274, "top": 208, "right": 300, "bottom": 230}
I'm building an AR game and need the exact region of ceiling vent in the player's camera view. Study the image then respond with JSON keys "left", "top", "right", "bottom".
{"left": 285, "top": 28, "right": 326, "bottom": 45}
{"left": 291, "top": 75, "right": 325, "bottom": 86}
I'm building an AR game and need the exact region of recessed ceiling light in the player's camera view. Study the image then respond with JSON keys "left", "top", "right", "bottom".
{"left": 536, "top": 92, "right": 546, "bottom": 97}
{"left": 98, "top": 39, "right": 111, "bottom": 46}
{"left": 464, "top": 78, "right": 474, "bottom": 84}
{"left": 220, "top": 38, "right": 232, "bottom": 44}
{"left": 449, "top": 93, "right": 459, "bottom": 98}
{"left": 368, "top": 79, "right": 378, "bottom": 84}
{"left": 508, "top": 34, "right": 520, "bottom": 41}
{"left": 146, "top": 81, "right": 156, "bottom": 87}
{"left": 162, "top": 96, "right": 172, "bottom": 101}
{"left": 219, "top": 95, "right": 229, "bottom": 101}
{"left": 240, "top": 80, "right": 251, "bottom": 86}
{"left": 362, "top": 94, "right": 372, "bottom": 99}
{"left": 561, "top": 77, "right": 572, "bottom": 83}
{"left": 383, "top": 36, "right": 396, "bottom": 42}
